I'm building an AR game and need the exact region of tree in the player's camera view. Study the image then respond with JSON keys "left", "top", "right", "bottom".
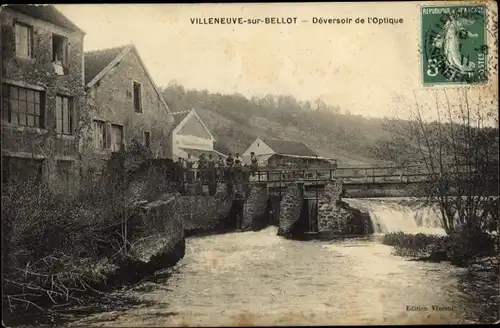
{"left": 373, "top": 88, "right": 498, "bottom": 235}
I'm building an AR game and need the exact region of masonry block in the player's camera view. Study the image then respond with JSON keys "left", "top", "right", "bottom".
{"left": 277, "top": 183, "right": 304, "bottom": 237}
{"left": 317, "top": 181, "right": 371, "bottom": 235}
{"left": 242, "top": 184, "right": 268, "bottom": 231}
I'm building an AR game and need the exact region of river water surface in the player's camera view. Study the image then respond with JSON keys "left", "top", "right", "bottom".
{"left": 70, "top": 224, "right": 499, "bottom": 326}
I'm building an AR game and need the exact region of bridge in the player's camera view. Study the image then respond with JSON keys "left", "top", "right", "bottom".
{"left": 169, "top": 164, "right": 497, "bottom": 236}
{"left": 171, "top": 164, "right": 498, "bottom": 198}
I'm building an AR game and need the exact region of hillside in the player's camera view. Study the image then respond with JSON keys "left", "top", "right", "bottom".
{"left": 159, "top": 82, "right": 395, "bottom": 166}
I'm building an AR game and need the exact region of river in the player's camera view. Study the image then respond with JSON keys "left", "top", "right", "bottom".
{"left": 69, "top": 198, "right": 499, "bottom": 326}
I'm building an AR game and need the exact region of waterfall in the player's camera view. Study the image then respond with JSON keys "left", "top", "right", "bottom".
{"left": 344, "top": 198, "right": 447, "bottom": 235}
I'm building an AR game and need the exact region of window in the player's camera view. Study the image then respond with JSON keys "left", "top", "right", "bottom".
{"left": 144, "top": 131, "right": 151, "bottom": 148}
{"left": 57, "top": 160, "right": 72, "bottom": 184}
{"left": 55, "top": 95, "right": 73, "bottom": 135}
{"left": 15, "top": 23, "right": 33, "bottom": 58}
{"left": 133, "top": 82, "right": 142, "bottom": 112}
{"left": 111, "top": 124, "right": 123, "bottom": 152}
{"left": 2, "top": 84, "right": 44, "bottom": 128}
{"left": 52, "top": 34, "right": 68, "bottom": 66}
{"left": 93, "top": 120, "right": 105, "bottom": 149}
{"left": 2, "top": 156, "right": 44, "bottom": 185}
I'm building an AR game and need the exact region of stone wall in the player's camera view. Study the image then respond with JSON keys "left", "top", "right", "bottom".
{"left": 130, "top": 195, "right": 184, "bottom": 264}
{"left": 278, "top": 183, "right": 304, "bottom": 236}
{"left": 1, "top": 8, "right": 86, "bottom": 193}
{"left": 242, "top": 184, "right": 268, "bottom": 230}
{"left": 80, "top": 46, "right": 174, "bottom": 177}
{"left": 323, "top": 181, "right": 343, "bottom": 203}
{"left": 180, "top": 193, "right": 235, "bottom": 232}
{"left": 104, "top": 194, "right": 186, "bottom": 287}
{"left": 318, "top": 181, "right": 371, "bottom": 235}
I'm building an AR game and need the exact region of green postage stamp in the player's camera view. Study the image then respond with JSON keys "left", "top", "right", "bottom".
{"left": 421, "top": 5, "right": 487, "bottom": 86}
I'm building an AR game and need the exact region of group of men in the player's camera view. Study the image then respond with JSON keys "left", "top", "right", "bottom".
{"left": 174, "top": 151, "right": 259, "bottom": 184}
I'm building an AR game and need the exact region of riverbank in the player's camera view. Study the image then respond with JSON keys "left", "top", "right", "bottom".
{"left": 3, "top": 229, "right": 239, "bottom": 327}
{"left": 382, "top": 231, "right": 499, "bottom": 273}
{"left": 2, "top": 189, "right": 240, "bottom": 328}
{"left": 1, "top": 169, "right": 184, "bottom": 328}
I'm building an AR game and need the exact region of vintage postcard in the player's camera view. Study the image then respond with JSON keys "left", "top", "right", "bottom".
{"left": 1, "top": 2, "right": 498, "bottom": 327}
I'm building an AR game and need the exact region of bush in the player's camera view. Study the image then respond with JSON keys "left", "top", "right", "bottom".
{"left": 2, "top": 156, "right": 177, "bottom": 317}
{"left": 382, "top": 228, "right": 497, "bottom": 268}
{"left": 382, "top": 232, "right": 444, "bottom": 258}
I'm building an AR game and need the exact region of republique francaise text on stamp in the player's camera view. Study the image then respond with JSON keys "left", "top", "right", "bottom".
{"left": 421, "top": 5, "right": 488, "bottom": 86}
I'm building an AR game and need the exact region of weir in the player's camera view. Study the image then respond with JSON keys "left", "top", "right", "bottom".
{"left": 170, "top": 164, "right": 498, "bottom": 237}
{"left": 344, "top": 198, "right": 447, "bottom": 235}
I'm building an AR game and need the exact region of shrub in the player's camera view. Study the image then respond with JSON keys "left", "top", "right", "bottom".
{"left": 2, "top": 154, "right": 177, "bottom": 317}
{"left": 382, "top": 228, "right": 497, "bottom": 267}
{"left": 382, "top": 232, "right": 444, "bottom": 258}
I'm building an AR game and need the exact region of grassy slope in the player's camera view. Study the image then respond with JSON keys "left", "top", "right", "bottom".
{"left": 160, "top": 84, "right": 394, "bottom": 166}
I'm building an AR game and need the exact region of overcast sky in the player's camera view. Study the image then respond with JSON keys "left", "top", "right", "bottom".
{"left": 56, "top": 2, "right": 498, "bottom": 120}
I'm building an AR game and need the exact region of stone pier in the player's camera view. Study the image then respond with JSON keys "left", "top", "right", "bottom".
{"left": 317, "top": 181, "right": 371, "bottom": 236}
{"left": 277, "top": 182, "right": 305, "bottom": 237}
{"left": 242, "top": 184, "right": 268, "bottom": 230}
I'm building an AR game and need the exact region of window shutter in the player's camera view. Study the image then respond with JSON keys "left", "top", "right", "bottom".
{"left": 104, "top": 122, "right": 111, "bottom": 149}
{"left": 65, "top": 41, "right": 70, "bottom": 68}
{"left": 14, "top": 23, "right": 20, "bottom": 53}
{"left": 32, "top": 28, "right": 37, "bottom": 59}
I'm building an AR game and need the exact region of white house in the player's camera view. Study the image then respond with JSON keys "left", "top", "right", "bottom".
{"left": 170, "top": 109, "right": 226, "bottom": 161}
{"left": 242, "top": 138, "right": 335, "bottom": 168}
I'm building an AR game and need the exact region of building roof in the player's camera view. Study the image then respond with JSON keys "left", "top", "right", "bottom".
{"left": 261, "top": 138, "right": 319, "bottom": 158}
{"left": 84, "top": 45, "right": 129, "bottom": 85}
{"left": 6, "top": 5, "right": 85, "bottom": 34}
{"left": 171, "top": 110, "right": 191, "bottom": 129}
{"left": 171, "top": 109, "right": 216, "bottom": 141}
{"left": 83, "top": 44, "right": 171, "bottom": 114}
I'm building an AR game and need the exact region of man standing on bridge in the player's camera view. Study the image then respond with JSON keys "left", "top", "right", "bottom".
{"left": 215, "top": 155, "right": 225, "bottom": 182}
{"left": 225, "top": 153, "right": 235, "bottom": 194}
{"left": 185, "top": 153, "right": 195, "bottom": 184}
{"left": 250, "top": 152, "right": 259, "bottom": 177}
{"left": 207, "top": 154, "right": 217, "bottom": 195}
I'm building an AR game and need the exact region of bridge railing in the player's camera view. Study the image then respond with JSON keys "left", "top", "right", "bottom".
{"left": 334, "top": 166, "right": 432, "bottom": 184}
{"left": 168, "top": 163, "right": 498, "bottom": 186}
{"left": 169, "top": 166, "right": 337, "bottom": 184}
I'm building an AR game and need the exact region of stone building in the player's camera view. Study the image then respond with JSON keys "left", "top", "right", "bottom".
{"left": 170, "top": 108, "right": 225, "bottom": 161}
{"left": 242, "top": 138, "right": 335, "bottom": 168}
{"left": 81, "top": 44, "right": 174, "bottom": 176}
{"left": 1, "top": 5, "right": 86, "bottom": 193}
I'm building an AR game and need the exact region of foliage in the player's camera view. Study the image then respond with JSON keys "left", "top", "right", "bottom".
{"left": 382, "top": 230, "right": 498, "bottom": 269}
{"left": 159, "top": 81, "right": 394, "bottom": 165}
{"left": 1, "top": 142, "right": 177, "bottom": 318}
{"left": 376, "top": 87, "right": 498, "bottom": 271}
{"left": 382, "top": 232, "right": 442, "bottom": 258}
{"left": 371, "top": 88, "right": 499, "bottom": 235}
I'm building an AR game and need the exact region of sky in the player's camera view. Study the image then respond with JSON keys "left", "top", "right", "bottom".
{"left": 56, "top": 2, "right": 498, "bottom": 120}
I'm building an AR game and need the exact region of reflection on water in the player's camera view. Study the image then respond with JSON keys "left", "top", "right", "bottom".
{"left": 71, "top": 226, "right": 499, "bottom": 327}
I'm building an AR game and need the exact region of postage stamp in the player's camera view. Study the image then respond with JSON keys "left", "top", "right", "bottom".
{"left": 421, "top": 5, "right": 488, "bottom": 86}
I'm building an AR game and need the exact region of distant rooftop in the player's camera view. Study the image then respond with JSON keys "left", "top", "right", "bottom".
{"left": 5, "top": 4, "right": 85, "bottom": 34}
{"left": 261, "top": 138, "right": 319, "bottom": 158}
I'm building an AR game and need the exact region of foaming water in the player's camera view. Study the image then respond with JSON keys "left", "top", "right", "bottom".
{"left": 345, "top": 198, "right": 447, "bottom": 235}
{"left": 71, "top": 226, "right": 498, "bottom": 326}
